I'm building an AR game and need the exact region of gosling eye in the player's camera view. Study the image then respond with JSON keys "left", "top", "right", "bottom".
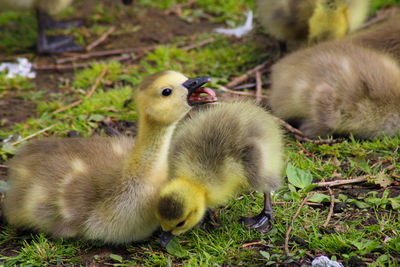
{"left": 161, "top": 88, "right": 173, "bottom": 96}
{"left": 176, "top": 221, "right": 185, "bottom": 228}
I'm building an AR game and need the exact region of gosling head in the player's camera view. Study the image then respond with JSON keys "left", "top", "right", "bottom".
{"left": 136, "top": 70, "right": 211, "bottom": 125}
{"left": 155, "top": 179, "right": 207, "bottom": 245}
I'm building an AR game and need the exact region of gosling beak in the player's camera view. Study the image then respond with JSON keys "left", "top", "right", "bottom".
{"left": 159, "top": 231, "right": 175, "bottom": 248}
{"left": 183, "top": 77, "right": 217, "bottom": 106}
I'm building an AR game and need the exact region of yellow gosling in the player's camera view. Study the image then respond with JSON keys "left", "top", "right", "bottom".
{"left": 3, "top": 70, "right": 212, "bottom": 244}
{"left": 155, "top": 101, "right": 284, "bottom": 245}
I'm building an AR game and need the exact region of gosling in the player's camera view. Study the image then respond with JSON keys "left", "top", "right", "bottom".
{"left": 255, "top": 0, "right": 369, "bottom": 49}
{"left": 3, "top": 70, "right": 213, "bottom": 244}
{"left": 270, "top": 42, "right": 400, "bottom": 139}
{"left": 155, "top": 101, "right": 284, "bottom": 245}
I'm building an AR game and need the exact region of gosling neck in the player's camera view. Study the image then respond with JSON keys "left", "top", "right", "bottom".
{"left": 127, "top": 113, "right": 176, "bottom": 172}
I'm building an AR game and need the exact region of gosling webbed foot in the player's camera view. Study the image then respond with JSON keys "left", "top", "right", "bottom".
{"left": 240, "top": 212, "right": 273, "bottom": 233}
{"left": 36, "top": 8, "right": 83, "bottom": 54}
{"left": 37, "top": 35, "right": 82, "bottom": 54}
{"left": 240, "top": 192, "right": 274, "bottom": 233}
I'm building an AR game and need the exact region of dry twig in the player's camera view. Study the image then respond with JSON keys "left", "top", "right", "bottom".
{"left": 285, "top": 193, "right": 314, "bottom": 256}
{"left": 181, "top": 38, "right": 215, "bottom": 51}
{"left": 219, "top": 86, "right": 268, "bottom": 99}
{"left": 55, "top": 45, "right": 158, "bottom": 64}
{"left": 0, "top": 165, "right": 8, "bottom": 168}
{"left": 86, "top": 26, "right": 117, "bottom": 51}
{"left": 315, "top": 175, "right": 369, "bottom": 188}
{"left": 241, "top": 241, "right": 265, "bottom": 248}
{"left": 226, "top": 61, "right": 269, "bottom": 88}
{"left": 273, "top": 201, "right": 323, "bottom": 206}
{"left": 52, "top": 68, "right": 107, "bottom": 114}
{"left": 11, "top": 125, "right": 56, "bottom": 146}
{"left": 255, "top": 71, "right": 262, "bottom": 104}
{"left": 294, "top": 135, "right": 343, "bottom": 145}
{"left": 297, "top": 142, "right": 318, "bottom": 159}
{"left": 275, "top": 117, "right": 305, "bottom": 137}
{"left": 323, "top": 187, "right": 335, "bottom": 228}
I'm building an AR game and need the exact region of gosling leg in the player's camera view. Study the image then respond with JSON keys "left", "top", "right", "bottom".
{"left": 240, "top": 192, "right": 274, "bottom": 233}
{"left": 36, "top": 9, "right": 82, "bottom": 54}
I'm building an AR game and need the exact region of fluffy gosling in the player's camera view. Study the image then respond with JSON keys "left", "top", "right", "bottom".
{"left": 270, "top": 42, "right": 400, "bottom": 139}
{"left": 155, "top": 101, "right": 284, "bottom": 246}
{"left": 3, "top": 70, "right": 213, "bottom": 244}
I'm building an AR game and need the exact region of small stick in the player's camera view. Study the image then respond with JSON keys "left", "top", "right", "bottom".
{"left": 392, "top": 173, "right": 400, "bottom": 179}
{"left": 181, "top": 38, "right": 215, "bottom": 51}
{"left": 315, "top": 175, "right": 369, "bottom": 188}
{"left": 218, "top": 86, "right": 268, "bottom": 99}
{"left": 297, "top": 141, "right": 318, "bottom": 160}
{"left": 85, "top": 68, "right": 107, "bottom": 99}
{"left": 255, "top": 71, "right": 262, "bottom": 104}
{"left": 55, "top": 45, "right": 158, "bottom": 64}
{"left": 294, "top": 134, "right": 343, "bottom": 145}
{"left": 285, "top": 193, "right": 314, "bottom": 257}
{"left": 232, "top": 83, "right": 256, "bottom": 90}
{"left": 274, "top": 117, "right": 305, "bottom": 137}
{"left": 274, "top": 117, "right": 343, "bottom": 144}
{"left": 86, "top": 26, "right": 117, "bottom": 51}
{"left": 0, "top": 164, "right": 8, "bottom": 168}
{"left": 226, "top": 61, "right": 269, "bottom": 89}
{"left": 241, "top": 241, "right": 265, "bottom": 248}
{"left": 11, "top": 125, "right": 56, "bottom": 146}
{"left": 52, "top": 68, "right": 107, "bottom": 114}
{"left": 323, "top": 187, "right": 335, "bottom": 228}
{"left": 273, "top": 201, "right": 323, "bottom": 206}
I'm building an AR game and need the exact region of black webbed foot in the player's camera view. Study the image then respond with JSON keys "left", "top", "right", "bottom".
{"left": 239, "top": 192, "right": 274, "bottom": 233}
{"left": 37, "top": 35, "right": 82, "bottom": 54}
{"left": 240, "top": 212, "right": 273, "bottom": 233}
{"left": 36, "top": 8, "right": 83, "bottom": 54}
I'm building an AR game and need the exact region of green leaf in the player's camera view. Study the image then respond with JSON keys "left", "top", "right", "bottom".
{"left": 286, "top": 164, "right": 313, "bottom": 189}
{"left": 89, "top": 114, "right": 105, "bottom": 122}
{"left": 109, "top": 254, "right": 123, "bottom": 263}
{"left": 303, "top": 183, "right": 317, "bottom": 193}
{"left": 291, "top": 190, "right": 301, "bottom": 202}
{"left": 389, "top": 197, "right": 400, "bottom": 210}
{"left": 165, "top": 237, "right": 188, "bottom": 258}
{"left": 1, "top": 144, "right": 17, "bottom": 155}
{"left": 260, "top": 251, "right": 270, "bottom": 259}
{"left": 373, "top": 173, "right": 393, "bottom": 188}
{"left": 308, "top": 193, "right": 330, "bottom": 203}
{"left": 352, "top": 200, "right": 370, "bottom": 209}
{"left": 287, "top": 184, "right": 297, "bottom": 193}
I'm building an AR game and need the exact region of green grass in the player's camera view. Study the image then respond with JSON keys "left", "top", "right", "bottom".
{"left": 0, "top": 0, "right": 399, "bottom": 266}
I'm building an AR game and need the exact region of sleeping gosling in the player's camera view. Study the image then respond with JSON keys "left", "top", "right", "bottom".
{"left": 255, "top": 0, "right": 369, "bottom": 49}
{"left": 269, "top": 41, "right": 400, "bottom": 139}
{"left": 3, "top": 70, "right": 213, "bottom": 244}
{"left": 155, "top": 101, "right": 284, "bottom": 245}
